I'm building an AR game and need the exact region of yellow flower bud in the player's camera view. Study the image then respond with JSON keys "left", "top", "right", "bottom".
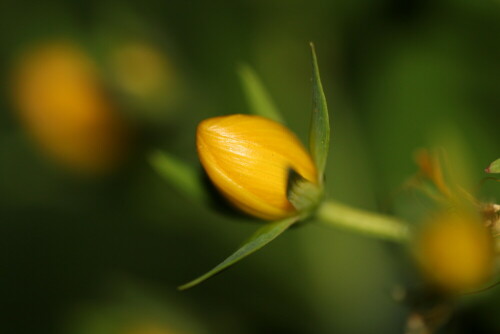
{"left": 11, "top": 41, "right": 129, "bottom": 174}
{"left": 415, "top": 212, "right": 495, "bottom": 293}
{"left": 197, "top": 114, "right": 317, "bottom": 221}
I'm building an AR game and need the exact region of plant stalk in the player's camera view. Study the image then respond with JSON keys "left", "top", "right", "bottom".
{"left": 316, "top": 200, "right": 410, "bottom": 243}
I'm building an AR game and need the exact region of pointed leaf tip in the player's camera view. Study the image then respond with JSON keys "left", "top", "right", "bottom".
{"left": 308, "top": 43, "right": 330, "bottom": 184}
{"left": 178, "top": 217, "right": 297, "bottom": 290}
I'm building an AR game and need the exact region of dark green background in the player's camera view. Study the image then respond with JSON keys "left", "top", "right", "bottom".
{"left": 1, "top": 1, "right": 499, "bottom": 333}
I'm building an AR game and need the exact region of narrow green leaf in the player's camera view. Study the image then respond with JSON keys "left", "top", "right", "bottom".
{"left": 149, "top": 150, "right": 207, "bottom": 203}
{"left": 178, "top": 217, "right": 297, "bottom": 290}
{"left": 237, "top": 63, "right": 284, "bottom": 123}
{"left": 287, "top": 168, "right": 323, "bottom": 214}
{"left": 485, "top": 158, "right": 500, "bottom": 174}
{"left": 309, "top": 43, "right": 330, "bottom": 184}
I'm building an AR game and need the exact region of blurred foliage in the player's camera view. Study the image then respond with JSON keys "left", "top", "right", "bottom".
{"left": 1, "top": 0, "right": 499, "bottom": 334}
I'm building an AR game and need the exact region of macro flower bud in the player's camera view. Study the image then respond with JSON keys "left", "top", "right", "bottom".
{"left": 197, "top": 114, "right": 317, "bottom": 221}
{"left": 415, "top": 212, "right": 495, "bottom": 293}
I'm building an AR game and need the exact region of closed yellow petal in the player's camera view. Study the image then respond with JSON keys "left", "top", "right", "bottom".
{"left": 197, "top": 114, "right": 317, "bottom": 220}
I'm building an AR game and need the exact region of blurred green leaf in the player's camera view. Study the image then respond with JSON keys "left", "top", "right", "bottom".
{"left": 287, "top": 168, "right": 323, "bottom": 215}
{"left": 309, "top": 43, "right": 330, "bottom": 184}
{"left": 485, "top": 158, "right": 500, "bottom": 174}
{"left": 178, "top": 217, "right": 297, "bottom": 290}
{"left": 149, "top": 150, "right": 207, "bottom": 203}
{"left": 237, "top": 63, "right": 284, "bottom": 123}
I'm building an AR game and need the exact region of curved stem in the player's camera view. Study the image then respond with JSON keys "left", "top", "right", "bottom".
{"left": 316, "top": 200, "right": 411, "bottom": 243}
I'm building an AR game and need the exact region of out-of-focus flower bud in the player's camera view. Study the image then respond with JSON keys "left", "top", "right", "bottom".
{"left": 107, "top": 41, "right": 181, "bottom": 121}
{"left": 197, "top": 114, "right": 317, "bottom": 221}
{"left": 415, "top": 212, "right": 495, "bottom": 293}
{"left": 110, "top": 42, "right": 174, "bottom": 100}
{"left": 11, "top": 41, "right": 129, "bottom": 174}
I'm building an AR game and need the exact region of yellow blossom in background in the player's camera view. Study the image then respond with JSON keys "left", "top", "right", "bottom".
{"left": 110, "top": 42, "right": 173, "bottom": 99}
{"left": 415, "top": 211, "right": 495, "bottom": 293}
{"left": 11, "top": 41, "right": 129, "bottom": 174}
{"left": 197, "top": 114, "right": 317, "bottom": 221}
{"left": 108, "top": 41, "right": 180, "bottom": 119}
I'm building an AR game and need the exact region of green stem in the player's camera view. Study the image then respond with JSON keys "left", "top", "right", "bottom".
{"left": 316, "top": 200, "right": 411, "bottom": 243}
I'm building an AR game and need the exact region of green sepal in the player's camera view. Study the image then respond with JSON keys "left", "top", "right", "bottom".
{"left": 485, "top": 158, "right": 500, "bottom": 174}
{"left": 178, "top": 217, "right": 297, "bottom": 290}
{"left": 149, "top": 150, "right": 207, "bottom": 203}
{"left": 237, "top": 63, "right": 285, "bottom": 123}
{"left": 308, "top": 43, "right": 330, "bottom": 184}
{"left": 287, "top": 168, "right": 323, "bottom": 217}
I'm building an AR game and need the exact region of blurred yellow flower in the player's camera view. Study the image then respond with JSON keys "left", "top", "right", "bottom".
{"left": 110, "top": 42, "right": 174, "bottom": 100}
{"left": 415, "top": 211, "right": 495, "bottom": 293}
{"left": 12, "top": 41, "right": 129, "bottom": 174}
{"left": 197, "top": 114, "right": 317, "bottom": 221}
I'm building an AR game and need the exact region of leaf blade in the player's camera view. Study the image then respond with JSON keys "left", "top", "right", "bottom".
{"left": 178, "top": 217, "right": 297, "bottom": 290}
{"left": 149, "top": 150, "right": 207, "bottom": 203}
{"left": 237, "top": 64, "right": 284, "bottom": 123}
{"left": 309, "top": 43, "right": 330, "bottom": 184}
